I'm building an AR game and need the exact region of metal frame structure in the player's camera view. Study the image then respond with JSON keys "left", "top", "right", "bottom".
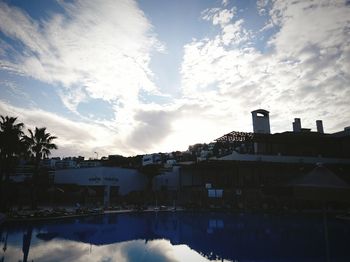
{"left": 215, "top": 131, "right": 255, "bottom": 143}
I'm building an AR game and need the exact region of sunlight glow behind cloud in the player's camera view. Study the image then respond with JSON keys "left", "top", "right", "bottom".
{"left": 0, "top": 0, "right": 349, "bottom": 157}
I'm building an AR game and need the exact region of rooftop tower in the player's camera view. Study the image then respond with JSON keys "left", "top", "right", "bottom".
{"left": 251, "top": 109, "right": 271, "bottom": 134}
{"left": 293, "top": 118, "right": 302, "bottom": 132}
{"left": 316, "top": 120, "right": 324, "bottom": 134}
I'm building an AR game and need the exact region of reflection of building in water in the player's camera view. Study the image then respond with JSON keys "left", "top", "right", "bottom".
{"left": 3, "top": 212, "right": 350, "bottom": 261}
{"left": 22, "top": 227, "right": 32, "bottom": 262}
{"left": 4, "top": 212, "right": 350, "bottom": 261}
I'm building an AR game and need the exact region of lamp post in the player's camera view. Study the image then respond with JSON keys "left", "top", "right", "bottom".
{"left": 94, "top": 152, "right": 99, "bottom": 160}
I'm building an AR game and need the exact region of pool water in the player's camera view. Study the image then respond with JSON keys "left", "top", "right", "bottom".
{"left": 1, "top": 211, "right": 350, "bottom": 261}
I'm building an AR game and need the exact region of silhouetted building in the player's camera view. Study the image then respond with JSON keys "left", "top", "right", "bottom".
{"left": 178, "top": 109, "right": 350, "bottom": 208}
{"left": 251, "top": 109, "right": 271, "bottom": 134}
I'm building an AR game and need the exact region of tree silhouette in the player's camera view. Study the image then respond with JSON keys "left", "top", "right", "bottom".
{"left": 0, "top": 116, "right": 25, "bottom": 210}
{"left": 24, "top": 127, "right": 57, "bottom": 167}
{"left": 23, "top": 127, "right": 57, "bottom": 209}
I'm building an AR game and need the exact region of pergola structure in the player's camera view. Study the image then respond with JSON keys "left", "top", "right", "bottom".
{"left": 214, "top": 129, "right": 350, "bottom": 158}
{"left": 215, "top": 131, "right": 255, "bottom": 143}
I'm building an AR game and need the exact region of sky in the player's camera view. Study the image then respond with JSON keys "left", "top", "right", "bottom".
{"left": 0, "top": 0, "right": 349, "bottom": 158}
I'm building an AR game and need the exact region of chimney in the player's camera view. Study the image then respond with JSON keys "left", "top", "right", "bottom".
{"left": 293, "top": 118, "right": 301, "bottom": 132}
{"left": 251, "top": 109, "right": 271, "bottom": 134}
{"left": 316, "top": 120, "right": 324, "bottom": 134}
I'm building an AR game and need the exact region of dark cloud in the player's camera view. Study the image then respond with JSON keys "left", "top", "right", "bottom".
{"left": 127, "top": 109, "right": 177, "bottom": 152}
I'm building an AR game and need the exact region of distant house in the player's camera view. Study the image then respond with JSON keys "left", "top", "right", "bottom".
{"left": 142, "top": 154, "right": 161, "bottom": 166}
{"left": 55, "top": 159, "right": 77, "bottom": 169}
{"left": 78, "top": 160, "right": 101, "bottom": 168}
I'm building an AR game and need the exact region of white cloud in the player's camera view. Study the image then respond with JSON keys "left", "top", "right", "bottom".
{"left": 127, "top": 109, "right": 177, "bottom": 152}
{"left": 0, "top": 0, "right": 184, "bottom": 156}
{"left": 0, "top": 0, "right": 162, "bottom": 110}
{"left": 58, "top": 86, "right": 88, "bottom": 114}
{"left": 5, "top": 238, "right": 213, "bottom": 262}
{"left": 1, "top": 99, "right": 217, "bottom": 156}
{"left": 257, "top": 0, "right": 269, "bottom": 15}
{"left": 181, "top": 0, "right": 350, "bottom": 134}
{"left": 0, "top": 101, "right": 134, "bottom": 157}
{"left": 222, "top": 0, "right": 230, "bottom": 7}
{"left": 201, "top": 7, "right": 236, "bottom": 27}
{"left": 1, "top": 0, "right": 349, "bottom": 157}
{"left": 221, "top": 19, "right": 251, "bottom": 45}
{"left": 269, "top": 0, "right": 349, "bottom": 57}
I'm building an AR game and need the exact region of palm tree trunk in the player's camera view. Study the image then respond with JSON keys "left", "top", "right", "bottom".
{"left": 30, "top": 156, "right": 40, "bottom": 210}
{"left": 0, "top": 157, "right": 4, "bottom": 211}
{"left": 0, "top": 156, "right": 11, "bottom": 211}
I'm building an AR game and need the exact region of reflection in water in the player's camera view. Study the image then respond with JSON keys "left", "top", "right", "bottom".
{"left": 1, "top": 212, "right": 350, "bottom": 261}
{"left": 22, "top": 227, "right": 32, "bottom": 262}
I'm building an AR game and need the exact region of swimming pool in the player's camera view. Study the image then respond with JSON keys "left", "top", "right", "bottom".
{"left": 1, "top": 211, "right": 350, "bottom": 261}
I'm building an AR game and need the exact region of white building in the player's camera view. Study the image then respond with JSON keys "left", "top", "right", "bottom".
{"left": 54, "top": 167, "right": 147, "bottom": 206}
{"left": 142, "top": 154, "right": 161, "bottom": 166}
{"left": 42, "top": 158, "right": 60, "bottom": 169}
{"left": 78, "top": 161, "right": 101, "bottom": 168}
{"left": 55, "top": 159, "right": 77, "bottom": 169}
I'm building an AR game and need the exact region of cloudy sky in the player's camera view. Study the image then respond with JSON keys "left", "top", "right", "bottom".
{"left": 0, "top": 0, "right": 349, "bottom": 158}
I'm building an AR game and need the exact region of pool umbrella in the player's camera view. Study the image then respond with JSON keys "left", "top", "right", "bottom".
{"left": 289, "top": 165, "right": 350, "bottom": 202}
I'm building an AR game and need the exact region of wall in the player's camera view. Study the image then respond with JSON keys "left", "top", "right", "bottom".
{"left": 217, "top": 151, "right": 350, "bottom": 164}
{"left": 54, "top": 167, "right": 147, "bottom": 195}
{"left": 153, "top": 166, "right": 181, "bottom": 191}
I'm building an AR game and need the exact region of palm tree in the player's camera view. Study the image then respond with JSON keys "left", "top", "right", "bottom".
{"left": 0, "top": 116, "right": 25, "bottom": 210}
{"left": 0, "top": 116, "right": 25, "bottom": 178}
{"left": 24, "top": 127, "right": 58, "bottom": 169}
{"left": 23, "top": 127, "right": 57, "bottom": 209}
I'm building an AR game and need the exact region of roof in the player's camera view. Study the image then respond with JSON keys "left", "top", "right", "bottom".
{"left": 251, "top": 109, "right": 269, "bottom": 114}
{"left": 290, "top": 166, "right": 349, "bottom": 189}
